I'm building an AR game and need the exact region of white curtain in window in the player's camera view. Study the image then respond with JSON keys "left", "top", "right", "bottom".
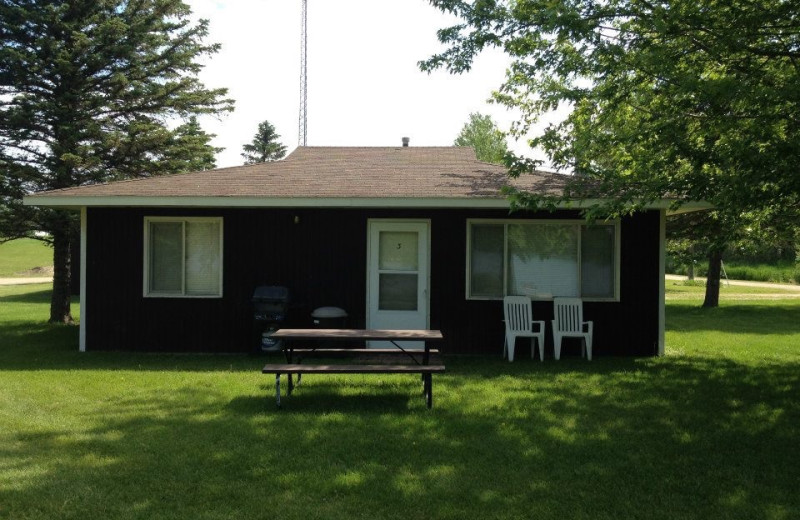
{"left": 507, "top": 224, "right": 579, "bottom": 298}
{"left": 149, "top": 222, "right": 183, "bottom": 293}
{"left": 185, "top": 221, "right": 221, "bottom": 295}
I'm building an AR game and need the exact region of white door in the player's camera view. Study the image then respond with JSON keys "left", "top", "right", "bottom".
{"left": 367, "top": 220, "right": 430, "bottom": 349}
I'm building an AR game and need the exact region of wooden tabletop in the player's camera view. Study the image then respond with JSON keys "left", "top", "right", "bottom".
{"left": 268, "top": 328, "right": 443, "bottom": 341}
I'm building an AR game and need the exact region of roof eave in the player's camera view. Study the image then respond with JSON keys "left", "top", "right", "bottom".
{"left": 23, "top": 194, "right": 712, "bottom": 214}
{"left": 22, "top": 195, "right": 515, "bottom": 209}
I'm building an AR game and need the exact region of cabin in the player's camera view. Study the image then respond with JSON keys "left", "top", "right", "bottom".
{"left": 24, "top": 145, "right": 703, "bottom": 357}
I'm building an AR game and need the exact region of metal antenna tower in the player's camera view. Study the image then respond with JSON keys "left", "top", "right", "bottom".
{"left": 298, "top": 0, "right": 308, "bottom": 146}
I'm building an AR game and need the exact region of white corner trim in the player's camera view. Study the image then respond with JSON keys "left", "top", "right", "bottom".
{"left": 658, "top": 209, "right": 666, "bottom": 356}
{"left": 79, "top": 207, "right": 87, "bottom": 352}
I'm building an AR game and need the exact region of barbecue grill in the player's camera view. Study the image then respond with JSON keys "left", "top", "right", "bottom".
{"left": 252, "top": 285, "right": 290, "bottom": 352}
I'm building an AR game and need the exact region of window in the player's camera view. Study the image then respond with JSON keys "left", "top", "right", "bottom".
{"left": 467, "top": 220, "right": 619, "bottom": 300}
{"left": 144, "top": 217, "right": 223, "bottom": 297}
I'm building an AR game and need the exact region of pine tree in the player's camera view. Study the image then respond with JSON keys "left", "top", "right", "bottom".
{"left": 0, "top": 0, "right": 234, "bottom": 323}
{"left": 162, "top": 117, "right": 223, "bottom": 173}
{"left": 241, "top": 120, "right": 287, "bottom": 164}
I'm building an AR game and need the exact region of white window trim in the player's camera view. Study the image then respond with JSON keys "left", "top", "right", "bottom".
{"left": 465, "top": 218, "right": 621, "bottom": 302}
{"left": 143, "top": 216, "right": 224, "bottom": 298}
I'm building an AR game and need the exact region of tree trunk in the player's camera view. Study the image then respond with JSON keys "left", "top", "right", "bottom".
{"left": 49, "top": 212, "right": 74, "bottom": 324}
{"left": 702, "top": 249, "right": 723, "bottom": 308}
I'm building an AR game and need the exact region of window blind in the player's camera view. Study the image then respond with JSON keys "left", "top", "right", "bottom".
{"left": 581, "top": 225, "right": 615, "bottom": 298}
{"left": 469, "top": 224, "right": 504, "bottom": 297}
{"left": 149, "top": 221, "right": 183, "bottom": 293}
{"left": 185, "top": 221, "right": 221, "bottom": 295}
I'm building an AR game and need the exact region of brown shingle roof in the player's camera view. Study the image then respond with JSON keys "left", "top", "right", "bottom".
{"left": 25, "top": 146, "right": 570, "bottom": 204}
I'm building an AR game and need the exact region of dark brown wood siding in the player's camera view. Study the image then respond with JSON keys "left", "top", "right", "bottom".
{"left": 85, "top": 207, "right": 660, "bottom": 356}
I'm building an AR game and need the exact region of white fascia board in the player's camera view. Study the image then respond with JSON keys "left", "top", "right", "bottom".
{"left": 23, "top": 195, "right": 712, "bottom": 213}
{"left": 23, "top": 196, "right": 515, "bottom": 209}
{"left": 564, "top": 199, "right": 712, "bottom": 214}
{"left": 662, "top": 202, "right": 713, "bottom": 214}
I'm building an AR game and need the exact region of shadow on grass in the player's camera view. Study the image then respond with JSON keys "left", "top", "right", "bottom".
{"left": 0, "top": 321, "right": 282, "bottom": 373}
{"left": 228, "top": 388, "right": 418, "bottom": 415}
{"left": 2, "top": 353, "right": 798, "bottom": 520}
{"left": 0, "top": 287, "right": 52, "bottom": 304}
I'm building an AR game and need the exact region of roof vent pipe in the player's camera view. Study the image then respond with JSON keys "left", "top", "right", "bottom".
{"left": 402, "top": 137, "right": 410, "bottom": 147}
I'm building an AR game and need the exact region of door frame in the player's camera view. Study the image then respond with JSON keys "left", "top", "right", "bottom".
{"left": 365, "top": 219, "right": 431, "bottom": 332}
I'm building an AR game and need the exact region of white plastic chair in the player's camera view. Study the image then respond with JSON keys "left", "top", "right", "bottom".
{"left": 552, "top": 297, "right": 593, "bottom": 360}
{"left": 503, "top": 296, "right": 545, "bottom": 362}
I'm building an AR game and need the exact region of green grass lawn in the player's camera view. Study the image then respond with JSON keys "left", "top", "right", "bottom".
{"left": 1, "top": 284, "right": 798, "bottom": 520}
{"left": 0, "top": 238, "right": 53, "bottom": 277}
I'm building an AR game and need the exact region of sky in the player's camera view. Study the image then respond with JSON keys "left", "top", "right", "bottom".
{"left": 187, "top": 0, "right": 555, "bottom": 169}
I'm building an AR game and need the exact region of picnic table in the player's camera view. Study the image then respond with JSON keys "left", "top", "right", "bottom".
{"left": 262, "top": 329, "right": 445, "bottom": 408}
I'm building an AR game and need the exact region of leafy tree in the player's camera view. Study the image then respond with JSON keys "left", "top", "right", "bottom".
{"left": 421, "top": 0, "right": 800, "bottom": 307}
{"left": 667, "top": 212, "right": 732, "bottom": 305}
{"left": 667, "top": 237, "right": 703, "bottom": 281}
{"left": 454, "top": 112, "right": 509, "bottom": 164}
{"left": 669, "top": 207, "right": 798, "bottom": 288}
{"left": 0, "top": 0, "right": 234, "bottom": 323}
{"left": 241, "top": 120, "right": 287, "bottom": 164}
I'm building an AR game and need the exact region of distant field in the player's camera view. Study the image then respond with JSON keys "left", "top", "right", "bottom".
{"left": 665, "top": 279, "right": 800, "bottom": 300}
{"left": 723, "top": 261, "right": 799, "bottom": 284}
{"left": 669, "top": 259, "right": 798, "bottom": 285}
{"left": 0, "top": 238, "right": 53, "bottom": 277}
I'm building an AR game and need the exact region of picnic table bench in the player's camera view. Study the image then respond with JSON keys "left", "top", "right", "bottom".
{"left": 262, "top": 329, "right": 445, "bottom": 408}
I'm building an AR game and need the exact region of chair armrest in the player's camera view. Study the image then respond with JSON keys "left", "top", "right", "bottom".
{"left": 583, "top": 321, "right": 593, "bottom": 334}
{"left": 531, "top": 320, "right": 545, "bottom": 333}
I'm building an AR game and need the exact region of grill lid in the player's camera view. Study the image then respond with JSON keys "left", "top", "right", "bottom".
{"left": 311, "top": 306, "right": 348, "bottom": 319}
